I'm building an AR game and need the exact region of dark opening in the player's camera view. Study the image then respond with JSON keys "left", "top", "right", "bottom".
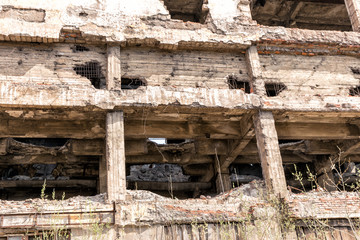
{"left": 251, "top": 0, "right": 352, "bottom": 31}
{"left": 79, "top": 12, "right": 88, "bottom": 17}
{"left": 265, "top": 83, "right": 286, "bottom": 97}
{"left": 230, "top": 164, "right": 263, "bottom": 188}
{"left": 121, "top": 78, "right": 146, "bottom": 90}
{"left": 73, "top": 61, "right": 105, "bottom": 89}
{"left": 126, "top": 163, "right": 200, "bottom": 198}
{"left": 71, "top": 45, "right": 90, "bottom": 52}
{"left": 163, "top": 0, "right": 208, "bottom": 23}
{"left": 350, "top": 86, "right": 360, "bottom": 96}
{"left": 13, "top": 138, "right": 68, "bottom": 147}
{"left": 166, "top": 139, "right": 187, "bottom": 144}
{"left": 351, "top": 67, "right": 360, "bottom": 75}
{"left": 227, "top": 75, "right": 251, "bottom": 93}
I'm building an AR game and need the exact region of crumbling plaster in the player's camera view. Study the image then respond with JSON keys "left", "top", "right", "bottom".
{"left": 0, "top": 0, "right": 359, "bottom": 49}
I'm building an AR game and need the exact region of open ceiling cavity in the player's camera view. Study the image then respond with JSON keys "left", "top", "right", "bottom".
{"left": 163, "top": 0, "right": 208, "bottom": 23}
{"left": 251, "top": 0, "right": 352, "bottom": 31}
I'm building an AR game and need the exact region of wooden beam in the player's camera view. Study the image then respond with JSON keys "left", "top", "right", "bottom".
{"left": 339, "top": 141, "right": 360, "bottom": 160}
{"left": 0, "top": 180, "right": 96, "bottom": 188}
{"left": 126, "top": 154, "right": 213, "bottom": 164}
{"left": 294, "top": 16, "right": 351, "bottom": 26}
{"left": 242, "top": 140, "right": 360, "bottom": 156}
{"left": 106, "top": 111, "right": 126, "bottom": 202}
{"left": 0, "top": 120, "right": 357, "bottom": 141}
{"left": 0, "top": 138, "right": 7, "bottom": 155}
{"left": 0, "top": 154, "right": 97, "bottom": 165}
{"left": 107, "top": 45, "right": 121, "bottom": 90}
{"left": 194, "top": 139, "right": 228, "bottom": 155}
{"left": 127, "top": 181, "right": 211, "bottom": 191}
{"left": 284, "top": 1, "right": 304, "bottom": 27}
{"left": 254, "top": 111, "right": 288, "bottom": 198}
{"left": 0, "top": 120, "right": 105, "bottom": 139}
{"left": 220, "top": 114, "right": 255, "bottom": 171}
{"left": 70, "top": 139, "right": 147, "bottom": 156}
{"left": 276, "top": 123, "right": 360, "bottom": 140}
{"left": 234, "top": 153, "right": 314, "bottom": 164}
{"left": 124, "top": 120, "right": 245, "bottom": 139}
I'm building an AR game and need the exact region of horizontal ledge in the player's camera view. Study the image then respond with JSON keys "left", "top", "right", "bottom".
{"left": 0, "top": 83, "right": 259, "bottom": 110}
{"left": 1, "top": 81, "right": 360, "bottom": 112}
{"left": 127, "top": 181, "right": 212, "bottom": 191}
{"left": 0, "top": 180, "right": 96, "bottom": 188}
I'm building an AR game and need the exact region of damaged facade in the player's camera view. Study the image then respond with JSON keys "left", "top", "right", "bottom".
{"left": 0, "top": 0, "right": 359, "bottom": 239}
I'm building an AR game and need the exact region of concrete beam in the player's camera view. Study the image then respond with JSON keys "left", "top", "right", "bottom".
{"left": 344, "top": 0, "right": 360, "bottom": 31}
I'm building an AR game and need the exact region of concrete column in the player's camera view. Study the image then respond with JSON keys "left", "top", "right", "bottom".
{"left": 253, "top": 111, "right": 288, "bottom": 199}
{"left": 246, "top": 46, "right": 266, "bottom": 96}
{"left": 107, "top": 45, "right": 121, "bottom": 90}
{"left": 106, "top": 111, "right": 126, "bottom": 202}
{"left": 344, "top": 0, "right": 360, "bottom": 31}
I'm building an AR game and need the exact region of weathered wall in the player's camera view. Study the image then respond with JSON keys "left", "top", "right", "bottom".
{"left": 121, "top": 48, "right": 248, "bottom": 89}
{"left": 260, "top": 54, "right": 360, "bottom": 97}
{"left": 0, "top": 42, "right": 106, "bottom": 88}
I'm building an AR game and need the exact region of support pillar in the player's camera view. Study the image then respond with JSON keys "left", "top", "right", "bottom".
{"left": 344, "top": 0, "right": 360, "bottom": 31}
{"left": 253, "top": 111, "right": 288, "bottom": 199}
{"left": 106, "top": 111, "right": 126, "bottom": 202}
{"left": 107, "top": 45, "right": 121, "bottom": 90}
{"left": 246, "top": 46, "right": 266, "bottom": 96}
{"left": 215, "top": 156, "right": 231, "bottom": 193}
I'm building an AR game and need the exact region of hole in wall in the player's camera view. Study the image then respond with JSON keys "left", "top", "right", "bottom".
{"left": 71, "top": 45, "right": 90, "bottom": 52}
{"left": 350, "top": 67, "right": 360, "bottom": 75}
{"left": 349, "top": 86, "right": 360, "bottom": 96}
{"left": 163, "top": 0, "right": 208, "bottom": 23}
{"left": 79, "top": 12, "right": 88, "bottom": 17}
{"left": 121, "top": 77, "right": 146, "bottom": 90}
{"left": 227, "top": 75, "right": 251, "bottom": 93}
{"left": 265, "top": 83, "right": 286, "bottom": 97}
{"left": 73, "top": 61, "right": 105, "bottom": 89}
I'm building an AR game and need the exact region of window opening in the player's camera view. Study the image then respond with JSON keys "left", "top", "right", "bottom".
{"left": 227, "top": 75, "right": 251, "bottom": 93}
{"left": 73, "top": 61, "right": 105, "bottom": 89}
{"left": 265, "top": 83, "right": 286, "bottom": 97}
{"left": 350, "top": 86, "right": 360, "bottom": 96}
{"left": 121, "top": 78, "right": 146, "bottom": 90}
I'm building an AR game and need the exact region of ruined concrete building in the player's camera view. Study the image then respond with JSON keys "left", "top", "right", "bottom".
{"left": 0, "top": 0, "right": 359, "bottom": 239}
